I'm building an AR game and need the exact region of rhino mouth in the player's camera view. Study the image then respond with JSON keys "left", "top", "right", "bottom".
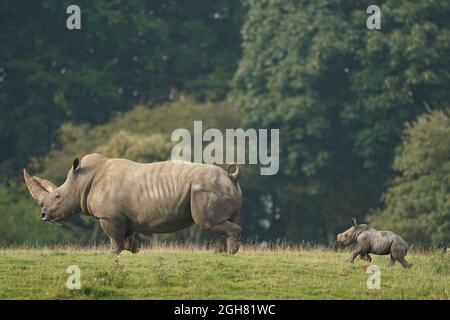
{"left": 336, "top": 237, "right": 352, "bottom": 246}
{"left": 42, "top": 215, "right": 64, "bottom": 224}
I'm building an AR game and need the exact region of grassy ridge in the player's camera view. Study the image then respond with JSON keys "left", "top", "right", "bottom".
{"left": 0, "top": 246, "right": 448, "bottom": 300}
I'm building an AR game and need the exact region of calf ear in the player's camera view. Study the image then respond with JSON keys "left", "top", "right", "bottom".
{"left": 352, "top": 217, "right": 358, "bottom": 227}
{"left": 72, "top": 158, "right": 81, "bottom": 173}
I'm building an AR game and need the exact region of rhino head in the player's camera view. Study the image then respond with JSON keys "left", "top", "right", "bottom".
{"left": 24, "top": 158, "right": 83, "bottom": 223}
{"left": 336, "top": 218, "right": 368, "bottom": 246}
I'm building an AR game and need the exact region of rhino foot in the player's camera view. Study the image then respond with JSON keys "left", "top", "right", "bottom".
{"left": 111, "top": 247, "right": 123, "bottom": 255}
{"left": 227, "top": 238, "right": 240, "bottom": 255}
{"left": 214, "top": 237, "right": 227, "bottom": 253}
{"left": 399, "top": 258, "right": 411, "bottom": 268}
{"left": 206, "top": 220, "right": 241, "bottom": 255}
{"left": 126, "top": 241, "right": 140, "bottom": 254}
{"left": 359, "top": 253, "right": 372, "bottom": 263}
{"left": 124, "top": 232, "right": 140, "bottom": 254}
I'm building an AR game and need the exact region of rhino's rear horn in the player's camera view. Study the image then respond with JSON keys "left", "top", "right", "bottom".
{"left": 23, "top": 169, "right": 57, "bottom": 203}
{"left": 352, "top": 217, "right": 358, "bottom": 227}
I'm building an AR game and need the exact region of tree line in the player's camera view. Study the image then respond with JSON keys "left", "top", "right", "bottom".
{"left": 0, "top": 0, "right": 448, "bottom": 246}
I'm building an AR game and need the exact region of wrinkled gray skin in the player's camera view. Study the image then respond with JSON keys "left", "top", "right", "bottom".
{"left": 337, "top": 219, "right": 411, "bottom": 268}
{"left": 24, "top": 153, "right": 242, "bottom": 255}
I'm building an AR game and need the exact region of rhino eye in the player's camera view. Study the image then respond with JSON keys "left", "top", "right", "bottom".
{"left": 55, "top": 194, "right": 61, "bottom": 199}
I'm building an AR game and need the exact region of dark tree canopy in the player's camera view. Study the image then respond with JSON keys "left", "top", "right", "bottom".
{"left": 369, "top": 110, "right": 450, "bottom": 245}
{"left": 233, "top": 0, "right": 450, "bottom": 241}
{"left": 0, "top": 0, "right": 245, "bottom": 178}
{"left": 0, "top": 0, "right": 448, "bottom": 245}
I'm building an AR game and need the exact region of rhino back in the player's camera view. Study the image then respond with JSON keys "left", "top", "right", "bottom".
{"left": 365, "top": 229, "right": 397, "bottom": 255}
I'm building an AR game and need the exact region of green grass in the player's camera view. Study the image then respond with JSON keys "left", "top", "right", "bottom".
{"left": 0, "top": 245, "right": 448, "bottom": 300}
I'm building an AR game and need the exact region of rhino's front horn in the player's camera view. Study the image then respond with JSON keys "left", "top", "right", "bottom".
{"left": 23, "top": 169, "right": 57, "bottom": 203}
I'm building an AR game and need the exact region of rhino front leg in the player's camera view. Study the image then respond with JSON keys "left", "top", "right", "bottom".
{"left": 99, "top": 219, "right": 126, "bottom": 255}
{"left": 348, "top": 246, "right": 363, "bottom": 263}
{"left": 124, "top": 231, "right": 140, "bottom": 254}
{"left": 359, "top": 253, "right": 372, "bottom": 263}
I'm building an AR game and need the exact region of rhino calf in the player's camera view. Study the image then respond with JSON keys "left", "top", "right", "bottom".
{"left": 24, "top": 153, "right": 242, "bottom": 255}
{"left": 336, "top": 218, "right": 411, "bottom": 268}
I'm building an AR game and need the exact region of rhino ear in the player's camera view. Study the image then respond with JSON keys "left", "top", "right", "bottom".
{"left": 352, "top": 217, "right": 358, "bottom": 227}
{"left": 72, "top": 158, "right": 81, "bottom": 173}
{"left": 23, "top": 169, "right": 55, "bottom": 203}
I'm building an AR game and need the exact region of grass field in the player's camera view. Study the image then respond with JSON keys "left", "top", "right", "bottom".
{"left": 0, "top": 245, "right": 448, "bottom": 300}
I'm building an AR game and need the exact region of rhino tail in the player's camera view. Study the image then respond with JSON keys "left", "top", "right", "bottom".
{"left": 226, "top": 163, "right": 241, "bottom": 182}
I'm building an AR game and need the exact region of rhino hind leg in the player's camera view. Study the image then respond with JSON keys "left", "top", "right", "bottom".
{"left": 214, "top": 236, "right": 227, "bottom": 253}
{"left": 398, "top": 257, "right": 411, "bottom": 268}
{"left": 99, "top": 219, "right": 126, "bottom": 255}
{"left": 359, "top": 253, "right": 372, "bottom": 263}
{"left": 390, "top": 238, "right": 410, "bottom": 268}
{"left": 209, "top": 221, "right": 241, "bottom": 254}
{"left": 190, "top": 185, "right": 241, "bottom": 255}
{"left": 390, "top": 255, "right": 396, "bottom": 266}
{"left": 348, "top": 246, "right": 364, "bottom": 263}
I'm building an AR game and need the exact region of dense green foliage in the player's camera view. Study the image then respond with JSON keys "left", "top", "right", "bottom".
{"left": 0, "top": 183, "right": 85, "bottom": 244}
{"left": 36, "top": 100, "right": 240, "bottom": 183}
{"left": 0, "top": 247, "right": 448, "bottom": 299}
{"left": 1, "top": 1, "right": 448, "bottom": 246}
{"left": 369, "top": 110, "right": 450, "bottom": 245}
{"left": 233, "top": 0, "right": 450, "bottom": 241}
{"left": 0, "top": 0, "right": 244, "bottom": 177}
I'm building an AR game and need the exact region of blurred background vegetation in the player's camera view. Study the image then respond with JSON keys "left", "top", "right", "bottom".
{"left": 0, "top": 0, "right": 448, "bottom": 247}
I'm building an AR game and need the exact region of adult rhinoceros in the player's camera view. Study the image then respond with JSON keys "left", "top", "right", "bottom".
{"left": 23, "top": 153, "right": 242, "bottom": 254}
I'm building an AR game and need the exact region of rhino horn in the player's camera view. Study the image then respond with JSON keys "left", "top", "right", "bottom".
{"left": 23, "top": 169, "right": 57, "bottom": 203}
{"left": 32, "top": 175, "right": 57, "bottom": 193}
{"left": 352, "top": 217, "right": 358, "bottom": 227}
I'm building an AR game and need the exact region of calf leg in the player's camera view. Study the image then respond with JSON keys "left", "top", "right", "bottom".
{"left": 390, "top": 238, "right": 410, "bottom": 268}
{"left": 348, "top": 243, "right": 370, "bottom": 264}
{"left": 348, "top": 247, "right": 363, "bottom": 263}
{"left": 359, "top": 253, "right": 372, "bottom": 263}
{"left": 99, "top": 219, "right": 126, "bottom": 255}
{"left": 390, "top": 255, "right": 396, "bottom": 266}
{"left": 398, "top": 257, "right": 411, "bottom": 268}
